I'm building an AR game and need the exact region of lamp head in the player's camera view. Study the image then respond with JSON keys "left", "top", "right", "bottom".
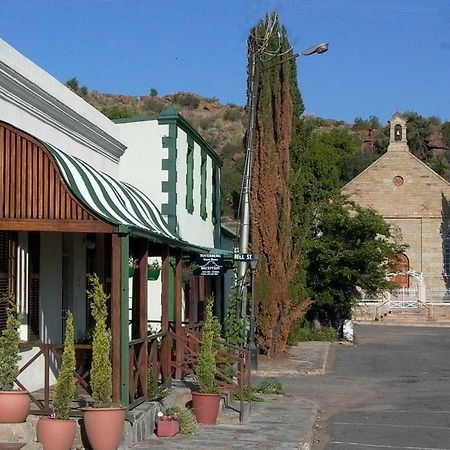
{"left": 301, "top": 43, "right": 329, "bottom": 56}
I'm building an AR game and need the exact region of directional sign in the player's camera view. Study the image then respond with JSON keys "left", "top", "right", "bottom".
{"left": 193, "top": 254, "right": 224, "bottom": 276}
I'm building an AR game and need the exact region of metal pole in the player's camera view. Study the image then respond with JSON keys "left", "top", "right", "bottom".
{"left": 238, "top": 50, "right": 260, "bottom": 318}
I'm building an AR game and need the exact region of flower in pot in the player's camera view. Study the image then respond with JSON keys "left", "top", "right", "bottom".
{"left": 147, "top": 259, "right": 161, "bottom": 281}
{"left": 155, "top": 410, "right": 179, "bottom": 437}
{"left": 0, "top": 292, "right": 30, "bottom": 423}
{"left": 163, "top": 405, "right": 197, "bottom": 435}
{"left": 191, "top": 296, "right": 222, "bottom": 425}
{"left": 82, "top": 274, "right": 125, "bottom": 450}
{"left": 128, "top": 257, "right": 138, "bottom": 278}
{"left": 37, "top": 311, "right": 77, "bottom": 450}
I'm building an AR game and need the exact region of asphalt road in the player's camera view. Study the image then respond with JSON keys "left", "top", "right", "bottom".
{"left": 281, "top": 324, "right": 450, "bottom": 450}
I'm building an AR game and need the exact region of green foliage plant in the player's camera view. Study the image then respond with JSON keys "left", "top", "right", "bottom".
{"left": 53, "top": 311, "right": 76, "bottom": 420}
{"left": 164, "top": 405, "right": 197, "bottom": 434}
{"left": 147, "top": 366, "right": 170, "bottom": 402}
{"left": 195, "top": 296, "right": 221, "bottom": 394}
{"left": 288, "top": 322, "right": 337, "bottom": 346}
{"left": 224, "top": 285, "right": 246, "bottom": 347}
{"left": 0, "top": 293, "right": 21, "bottom": 391}
{"left": 87, "top": 274, "right": 113, "bottom": 408}
{"left": 253, "top": 379, "right": 284, "bottom": 395}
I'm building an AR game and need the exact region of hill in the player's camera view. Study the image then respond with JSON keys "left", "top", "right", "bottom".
{"left": 65, "top": 79, "right": 450, "bottom": 221}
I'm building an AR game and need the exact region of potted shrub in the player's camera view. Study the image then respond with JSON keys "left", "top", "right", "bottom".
{"left": 191, "top": 296, "right": 222, "bottom": 425}
{"left": 37, "top": 311, "right": 77, "bottom": 450}
{"left": 0, "top": 292, "right": 30, "bottom": 423}
{"left": 81, "top": 274, "right": 125, "bottom": 450}
{"left": 155, "top": 410, "right": 179, "bottom": 437}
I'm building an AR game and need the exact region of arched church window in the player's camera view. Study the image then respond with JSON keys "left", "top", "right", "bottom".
{"left": 394, "top": 124, "right": 402, "bottom": 141}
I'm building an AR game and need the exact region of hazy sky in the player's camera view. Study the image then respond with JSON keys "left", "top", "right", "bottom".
{"left": 1, "top": 0, "right": 449, "bottom": 123}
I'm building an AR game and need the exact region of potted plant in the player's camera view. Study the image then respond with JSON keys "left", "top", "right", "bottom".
{"left": 37, "top": 311, "right": 77, "bottom": 450}
{"left": 155, "top": 410, "right": 179, "bottom": 437}
{"left": 191, "top": 296, "right": 222, "bottom": 425}
{"left": 147, "top": 259, "right": 161, "bottom": 281}
{"left": 0, "top": 292, "right": 30, "bottom": 423}
{"left": 163, "top": 405, "right": 197, "bottom": 434}
{"left": 81, "top": 274, "right": 125, "bottom": 450}
{"left": 128, "top": 257, "right": 138, "bottom": 278}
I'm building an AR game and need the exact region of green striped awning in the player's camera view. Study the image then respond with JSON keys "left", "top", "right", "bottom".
{"left": 44, "top": 142, "right": 185, "bottom": 246}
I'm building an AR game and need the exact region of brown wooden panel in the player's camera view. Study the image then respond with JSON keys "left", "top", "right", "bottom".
{"left": 0, "top": 122, "right": 114, "bottom": 232}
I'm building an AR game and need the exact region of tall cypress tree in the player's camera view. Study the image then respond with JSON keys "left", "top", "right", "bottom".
{"left": 248, "top": 13, "right": 310, "bottom": 356}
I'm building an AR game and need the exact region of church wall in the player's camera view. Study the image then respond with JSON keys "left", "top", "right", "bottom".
{"left": 343, "top": 114, "right": 450, "bottom": 294}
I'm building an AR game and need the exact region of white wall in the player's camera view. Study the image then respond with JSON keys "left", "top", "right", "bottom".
{"left": 117, "top": 120, "right": 168, "bottom": 209}
{"left": 0, "top": 38, "right": 125, "bottom": 176}
{"left": 176, "top": 128, "right": 215, "bottom": 248}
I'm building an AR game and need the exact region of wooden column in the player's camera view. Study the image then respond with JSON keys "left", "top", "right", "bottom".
{"left": 198, "top": 276, "right": 206, "bottom": 322}
{"left": 161, "top": 246, "right": 171, "bottom": 382}
{"left": 135, "top": 240, "right": 148, "bottom": 399}
{"left": 175, "top": 253, "right": 183, "bottom": 379}
{"left": 189, "top": 276, "right": 199, "bottom": 325}
{"left": 111, "top": 234, "right": 121, "bottom": 403}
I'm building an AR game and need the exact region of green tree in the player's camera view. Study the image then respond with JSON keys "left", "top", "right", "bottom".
{"left": 53, "top": 311, "right": 76, "bottom": 419}
{"left": 87, "top": 274, "right": 112, "bottom": 408}
{"left": 149, "top": 88, "right": 158, "bottom": 97}
{"left": 249, "top": 13, "right": 310, "bottom": 356}
{"left": 0, "top": 293, "right": 21, "bottom": 391}
{"left": 306, "top": 195, "right": 404, "bottom": 325}
{"left": 65, "top": 77, "right": 79, "bottom": 92}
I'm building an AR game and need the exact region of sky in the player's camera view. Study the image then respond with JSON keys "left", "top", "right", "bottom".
{"left": 0, "top": 0, "right": 449, "bottom": 124}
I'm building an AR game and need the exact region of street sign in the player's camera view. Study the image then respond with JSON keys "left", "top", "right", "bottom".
{"left": 233, "top": 253, "right": 255, "bottom": 262}
{"left": 193, "top": 254, "right": 224, "bottom": 276}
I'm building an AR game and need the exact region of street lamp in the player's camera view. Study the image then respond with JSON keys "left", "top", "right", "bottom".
{"left": 237, "top": 41, "right": 329, "bottom": 362}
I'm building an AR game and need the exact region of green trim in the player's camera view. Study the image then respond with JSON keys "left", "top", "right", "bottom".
{"left": 220, "top": 224, "right": 238, "bottom": 239}
{"left": 200, "top": 149, "right": 207, "bottom": 220}
{"left": 113, "top": 115, "right": 158, "bottom": 124}
{"left": 161, "top": 122, "right": 178, "bottom": 234}
{"left": 120, "top": 234, "right": 130, "bottom": 408}
{"left": 186, "top": 135, "right": 194, "bottom": 214}
{"left": 157, "top": 106, "right": 222, "bottom": 167}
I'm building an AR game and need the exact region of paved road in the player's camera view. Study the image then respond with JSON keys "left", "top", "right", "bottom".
{"left": 281, "top": 324, "right": 450, "bottom": 450}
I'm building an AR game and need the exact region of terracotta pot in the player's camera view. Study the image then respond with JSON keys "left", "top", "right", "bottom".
{"left": 0, "top": 390, "right": 31, "bottom": 423}
{"left": 191, "top": 391, "right": 221, "bottom": 425}
{"left": 82, "top": 407, "right": 126, "bottom": 450}
{"left": 37, "top": 417, "right": 77, "bottom": 450}
{"left": 156, "top": 420, "right": 179, "bottom": 437}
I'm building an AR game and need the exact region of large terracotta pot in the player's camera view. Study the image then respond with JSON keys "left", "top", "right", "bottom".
{"left": 191, "top": 391, "right": 221, "bottom": 425}
{"left": 37, "top": 417, "right": 77, "bottom": 450}
{"left": 0, "top": 390, "right": 31, "bottom": 423}
{"left": 82, "top": 407, "right": 126, "bottom": 450}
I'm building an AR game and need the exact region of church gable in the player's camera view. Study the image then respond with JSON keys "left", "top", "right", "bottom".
{"left": 343, "top": 114, "right": 450, "bottom": 219}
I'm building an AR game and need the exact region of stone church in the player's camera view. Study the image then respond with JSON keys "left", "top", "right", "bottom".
{"left": 343, "top": 113, "right": 450, "bottom": 298}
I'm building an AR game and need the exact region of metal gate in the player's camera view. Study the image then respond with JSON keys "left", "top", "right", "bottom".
{"left": 389, "top": 288, "right": 419, "bottom": 309}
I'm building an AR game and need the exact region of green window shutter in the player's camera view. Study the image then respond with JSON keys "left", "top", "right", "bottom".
{"left": 186, "top": 137, "right": 194, "bottom": 213}
{"left": 211, "top": 166, "right": 217, "bottom": 224}
{"left": 200, "top": 150, "right": 207, "bottom": 220}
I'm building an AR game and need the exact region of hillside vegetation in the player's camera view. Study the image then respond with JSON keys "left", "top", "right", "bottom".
{"left": 66, "top": 78, "right": 450, "bottom": 221}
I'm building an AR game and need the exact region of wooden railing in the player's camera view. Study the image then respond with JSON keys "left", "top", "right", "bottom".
{"left": 17, "top": 342, "right": 92, "bottom": 415}
{"left": 18, "top": 323, "right": 251, "bottom": 421}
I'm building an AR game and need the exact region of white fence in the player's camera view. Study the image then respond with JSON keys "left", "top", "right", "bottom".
{"left": 426, "top": 289, "right": 450, "bottom": 303}
{"left": 389, "top": 288, "right": 419, "bottom": 309}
